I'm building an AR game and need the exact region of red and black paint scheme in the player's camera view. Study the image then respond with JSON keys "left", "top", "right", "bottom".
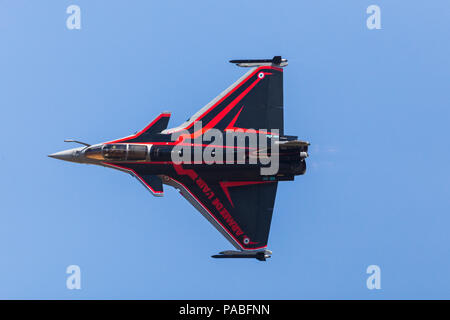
{"left": 49, "top": 56, "right": 309, "bottom": 261}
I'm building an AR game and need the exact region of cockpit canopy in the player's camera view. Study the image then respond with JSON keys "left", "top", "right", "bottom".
{"left": 84, "top": 144, "right": 148, "bottom": 161}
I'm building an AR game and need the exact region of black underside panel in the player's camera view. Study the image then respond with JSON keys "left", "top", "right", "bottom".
{"left": 181, "top": 66, "right": 284, "bottom": 135}
{"left": 167, "top": 165, "right": 278, "bottom": 250}
{"left": 234, "top": 68, "right": 284, "bottom": 134}
{"left": 224, "top": 181, "right": 278, "bottom": 247}
{"left": 139, "top": 174, "right": 164, "bottom": 194}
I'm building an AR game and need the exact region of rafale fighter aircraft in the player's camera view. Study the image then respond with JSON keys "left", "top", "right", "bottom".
{"left": 50, "top": 56, "right": 309, "bottom": 261}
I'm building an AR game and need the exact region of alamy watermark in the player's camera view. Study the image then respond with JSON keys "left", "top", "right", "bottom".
{"left": 66, "top": 5, "right": 81, "bottom": 30}
{"left": 169, "top": 121, "right": 280, "bottom": 175}
{"left": 66, "top": 265, "right": 81, "bottom": 290}
{"left": 366, "top": 5, "right": 381, "bottom": 30}
{"left": 366, "top": 265, "right": 381, "bottom": 290}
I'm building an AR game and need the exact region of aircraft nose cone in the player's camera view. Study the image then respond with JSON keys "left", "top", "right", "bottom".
{"left": 48, "top": 147, "right": 85, "bottom": 162}
{"left": 48, "top": 150, "right": 73, "bottom": 160}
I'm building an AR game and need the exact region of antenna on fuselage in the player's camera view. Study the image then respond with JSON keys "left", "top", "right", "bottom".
{"left": 64, "top": 139, "right": 91, "bottom": 147}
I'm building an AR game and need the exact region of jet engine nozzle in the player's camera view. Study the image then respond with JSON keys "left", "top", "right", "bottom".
{"left": 300, "top": 152, "right": 308, "bottom": 158}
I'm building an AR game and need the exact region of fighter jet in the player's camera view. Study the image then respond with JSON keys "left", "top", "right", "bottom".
{"left": 49, "top": 56, "right": 309, "bottom": 261}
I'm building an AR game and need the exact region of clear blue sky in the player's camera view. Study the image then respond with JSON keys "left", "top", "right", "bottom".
{"left": 1, "top": 0, "right": 449, "bottom": 299}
